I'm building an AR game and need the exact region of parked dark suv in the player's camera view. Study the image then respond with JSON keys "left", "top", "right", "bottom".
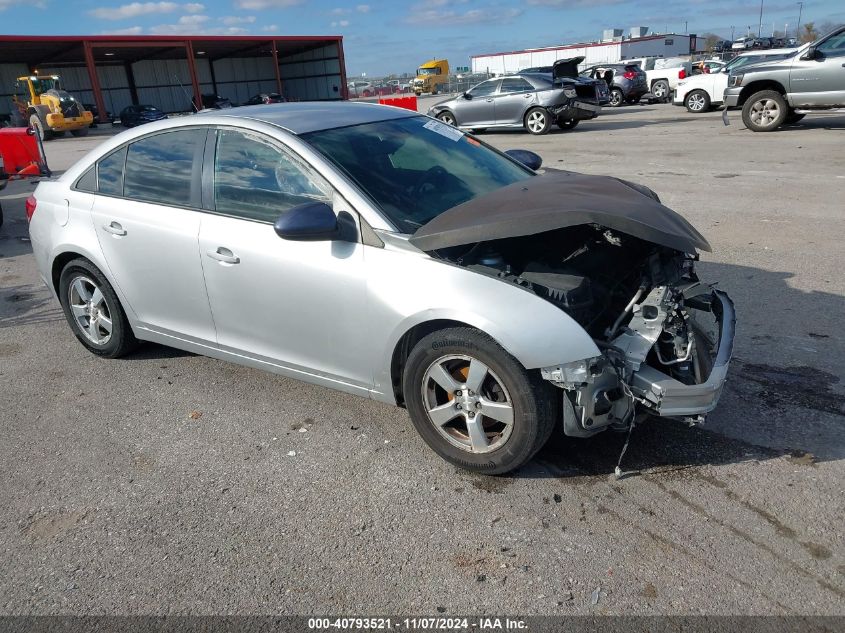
{"left": 581, "top": 63, "right": 648, "bottom": 106}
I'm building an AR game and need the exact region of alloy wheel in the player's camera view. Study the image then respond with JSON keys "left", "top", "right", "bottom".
{"left": 609, "top": 90, "right": 623, "bottom": 107}
{"left": 652, "top": 82, "right": 668, "bottom": 99}
{"left": 421, "top": 354, "right": 514, "bottom": 454}
{"left": 438, "top": 113, "right": 455, "bottom": 126}
{"left": 526, "top": 110, "right": 547, "bottom": 133}
{"left": 749, "top": 98, "right": 780, "bottom": 128}
{"left": 688, "top": 93, "right": 706, "bottom": 111}
{"left": 68, "top": 275, "right": 113, "bottom": 345}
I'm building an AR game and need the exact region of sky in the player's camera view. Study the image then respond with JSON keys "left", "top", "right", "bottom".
{"left": 1, "top": 0, "right": 843, "bottom": 76}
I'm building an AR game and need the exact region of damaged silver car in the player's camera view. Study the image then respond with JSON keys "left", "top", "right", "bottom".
{"left": 28, "top": 102, "right": 733, "bottom": 475}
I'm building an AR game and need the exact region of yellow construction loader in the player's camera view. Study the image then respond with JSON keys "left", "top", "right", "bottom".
{"left": 13, "top": 74, "right": 93, "bottom": 140}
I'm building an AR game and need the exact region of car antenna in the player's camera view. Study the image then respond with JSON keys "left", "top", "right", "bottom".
{"left": 175, "top": 75, "right": 199, "bottom": 112}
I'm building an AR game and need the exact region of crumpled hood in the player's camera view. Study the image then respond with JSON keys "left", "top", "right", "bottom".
{"left": 409, "top": 169, "right": 711, "bottom": 253}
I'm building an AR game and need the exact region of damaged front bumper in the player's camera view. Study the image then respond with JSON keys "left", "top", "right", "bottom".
{"left": 542, "top": 289, "right": 735, "bottom": 436}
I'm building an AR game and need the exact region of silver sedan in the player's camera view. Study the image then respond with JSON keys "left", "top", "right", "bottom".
{"left": 428, "top": 74, "right": 602, "bottom": 135}
{"left": 27, "top": 102, "right": 734, "bottom": 474}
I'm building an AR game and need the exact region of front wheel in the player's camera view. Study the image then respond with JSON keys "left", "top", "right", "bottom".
{"left": 608, "top": 88, "right": 624, "bottom": 107}
{"left": 524, "top": 107, "right": 551, "bottom": 135}
{"left": 685, "top": 90, "right": 711, "bottom": 113}
{"left": 436, "top": 111, "right": 456, "bottom": 126}
{"left": 557, "top": 119, "right": 579, "bottom": 131}
{"left": 59, "top": 258, "right": 138, "bottom": 358}
{"left": 402, "top": 328, "right": 557, "bottom": 475}
{"left": 29, "top": 115, "right": 47, "bottom": 141}
{"left": 741, "top": 90, "right": 787, "bottom": 132}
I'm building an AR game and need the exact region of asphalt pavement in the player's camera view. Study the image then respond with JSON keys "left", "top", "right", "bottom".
{"left": 0, "top": 104, "right": 843, "bottom": 615}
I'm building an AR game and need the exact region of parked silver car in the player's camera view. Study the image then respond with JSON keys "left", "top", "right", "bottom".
{"left": 27, "top": 102, "right": 734, "bottom": 474}
{"left": 427, "top": 68, "right": 602, "bottom": 135}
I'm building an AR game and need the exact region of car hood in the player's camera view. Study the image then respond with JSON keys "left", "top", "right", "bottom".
{"left": 553, "top": 56, "right": 585, "bottom": 79}
{"left": 409, "top": 169, "right": 711, "bottom": 253}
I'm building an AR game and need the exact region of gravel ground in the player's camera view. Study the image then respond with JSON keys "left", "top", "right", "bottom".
{"left": 0, "top": 103, "right": 843, "bottom": 616}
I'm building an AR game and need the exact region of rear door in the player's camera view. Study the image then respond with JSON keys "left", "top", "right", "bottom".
{"left": 90, "top": 127, "right": 216, "bottom": 343}
{"left": 494, "top": 77, "right": 537, "bottom": 125}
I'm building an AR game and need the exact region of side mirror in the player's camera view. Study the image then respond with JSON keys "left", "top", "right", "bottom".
{"left": 463, "top": 92, "right": 472, "bottom": 100}
{"left": 274, "top": 202, "right": 357, "bottom": 242}
{"left": 505, "top": 149, "right": 543, "bottom": 171}
{"left": 801, "top": 46, "right": 817, "bottom": 61}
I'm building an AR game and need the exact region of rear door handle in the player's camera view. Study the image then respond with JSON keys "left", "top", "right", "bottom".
{"left": 485, "top": 98, "right": 494, "bottom": 102}
{"left": 102, "top": 221, "right": 126, "bottom": 236}
{"left": 206, "top": 247, "right": 240, "bottom": 265}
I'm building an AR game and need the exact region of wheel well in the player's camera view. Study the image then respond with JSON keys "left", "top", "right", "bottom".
{"left": 738, "top": 80, "right": 786, "bottom": 106}
{"left": 390, "top": 319, "right": 474, "bottom": 407}
{"left": 51, "top": 251, "right": 87, "bottom": 295}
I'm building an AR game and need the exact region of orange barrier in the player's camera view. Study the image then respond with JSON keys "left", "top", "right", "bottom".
{"left": 0, "top": 127, "right": 48, "bottom": 176}
{"left": 378, "top": 96, "right": 418, "bottom": 112}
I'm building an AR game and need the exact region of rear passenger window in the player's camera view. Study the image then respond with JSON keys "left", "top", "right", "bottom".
{"left": 499, "top": 78, "right": 533, "bottom": 93}
{"left": 123, "top": 129, "right": 204, "bottom": 206}
{"left": 76, "top": 166, "right": 97, "bottom": 192}
{"left": 213, "top": 129, "right": 331, "bottom": 222}
{"left": 97, "top": 147, "right": 127, "bottom": 196}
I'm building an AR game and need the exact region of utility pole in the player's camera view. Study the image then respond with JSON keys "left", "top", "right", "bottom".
{"left": 731, "top": 25, "right": 735, "bottom": 41}
{"left": 758, "top": 0, "right": 764, "bottom": 37}
{"left": 684, "top": 21, "right": 688, "bottom": 34}
{"left": 796, "top": 2, "right": 803, "bottom": 40}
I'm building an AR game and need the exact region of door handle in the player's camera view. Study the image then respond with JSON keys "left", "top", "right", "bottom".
{"left": 485, "top": 98, "right": 493, "bottom": 102}
{"left": 524, "top": 93, "right": 532, "bottom": 98}
{"left": 102, "top": 221, "right": 126, "bottom": 236}
{"left": 206, "top": 247, "right": 240, "bottom": 265}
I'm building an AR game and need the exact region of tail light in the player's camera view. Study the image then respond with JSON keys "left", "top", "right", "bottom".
{"left": 678, "top": 69, "right": 687, "bottom": 80}
{"left": 623, "top": 70, "right": 636, "bottom": 80}
{"left": 25, "top": 195, "right": 37, "bottom": 222}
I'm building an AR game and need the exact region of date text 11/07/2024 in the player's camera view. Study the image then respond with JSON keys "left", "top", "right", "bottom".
{"left": 307, "top": 617, "right": 528, "bottom": 630}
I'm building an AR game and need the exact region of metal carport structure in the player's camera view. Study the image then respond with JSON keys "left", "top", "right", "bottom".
{"left": 0, "top": 34, "right": 348, "bottom": 123}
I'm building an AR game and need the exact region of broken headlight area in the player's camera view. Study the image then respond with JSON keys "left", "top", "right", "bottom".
{"left": 439, "top": 224, "right": 734, "bottom": 437}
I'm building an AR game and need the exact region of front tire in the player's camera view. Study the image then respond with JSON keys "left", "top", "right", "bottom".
{"left": 402, "top": 327, "right": 557, "bottom": 475}
{"left": 59, "top": 258, "right": 138, "bottom": 358}
{"left": 436, "top": 111, "right": 456, "bottom": 126}
{"left": 608, "top": 88, "right": 624, "bottom": 107}
{"left": 29, "top": 115, "right": 47, "bottom": 141}
{"left": 524, "top": 107, "right": 551, "bottom": 135}
{"left": 557, "top": 119, "right": 579, "bottom": 131}
{"left": 685, "top": 89, "right": 711, "bottom": 113}
{"left": 741, "top": 90, "right": 787, "bottom": 132}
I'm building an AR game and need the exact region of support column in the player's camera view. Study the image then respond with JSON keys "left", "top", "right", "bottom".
{"left": 270, "top": 40, "right": 283, "bottom": 96}
{"left": 124, "top": 61, "right": 139, "bottom": 105}
{"left": 184, "top": 40, "right": 202, "bottom": 110}
{"left": 336, "top": 38, "right": 348, "bottom": 100}
{"left": 83, "top": 41, "right": 109, "bottom": 124}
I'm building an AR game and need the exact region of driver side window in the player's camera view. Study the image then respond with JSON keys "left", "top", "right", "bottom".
{"left": 817, "top": 31, "right": 845, "bottom": 57}
{"left": 468, "top": 80, "right": 499, "bottom": 98}
{"left": 213, "top": 129, "right": 331, "bottom": 222}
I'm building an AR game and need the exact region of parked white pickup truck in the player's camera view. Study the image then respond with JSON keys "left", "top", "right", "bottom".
{"left": 628, "top": 57, "right": 692, "bottom": 102}
{"left": 673, "top": 48, "right": 798, "bottom": 112}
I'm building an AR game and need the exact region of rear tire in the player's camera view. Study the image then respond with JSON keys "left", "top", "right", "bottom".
{"left": 685, "top": 89, "right": 711, "bottom": 113}
{"left": 741, "top": 90, "right": 787, "bottom": 132}
{"left": 59, "top": 258, "right": 138, "bottom": 358}
{"left": 524, "top": 107, "right": 551, "bottom": 135}
{"left": 403, "top": 327, "right": 557, "bottom": 475}
{"left": 70, "top": 127, "right": 89, "bottom": 137}
{"left": 651, "top": 79, "right": 670, "bottom": 102}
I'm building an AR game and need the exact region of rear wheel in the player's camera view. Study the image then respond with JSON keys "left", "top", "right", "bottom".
{"left": 608, "top": 88, "right": 624, "bottom": 107}
{"left": 70, "top": 127, "right": 89, "bottom": 137}
{"left": 651, "top": 79, "right": 670, "bottom": 102}
{"left": 685, "top": 89, "right": 711, "bottom": 113}
{"left": 741, "top": 90, "right": 787, "bottom": 132}
{"left": 59, "top": 258, "right": 138, "bottom": 358}
{"left": 403, "top": 327, "right": 557, "bottom": 474}
{"left": 524, "top": 107, "right": 551, "bottom": 135}
{"left": 556, "top": 119, "right": 579, "bottom": 130}
{"left": 28, "top": 115, "right": 47, "bottom": 141}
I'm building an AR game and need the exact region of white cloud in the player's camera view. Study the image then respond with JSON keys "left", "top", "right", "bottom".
{"left": 405, "top": 7, "right": 522, "bottom": 26}
{"left": 233, "top": 0, "right": 301, "bottom": 9}
{"left": 1, "top": 0, "right": 45, "bottom": 9}
{"left": 89, "top": 2, "right": 208, "bottom": 20}
{"left": 177, "top": 13, "right": 209, "bottom": 25}
{"left": 330, "top": 19, "right": 350, "bottom": 27}
{"left": 220, "top": 14, "right": 256, "bottom": 25}
{"left": 330, "top": 7, "right": 349, "bottom": 15}
{"left": 104, "top": 25, "right": 145, "bottom": 34}
{"left": 356, "top": 4, "right": 370, "bottom": 12}
{"left": 261, "top": 24, "right": 279, "bottom": 31}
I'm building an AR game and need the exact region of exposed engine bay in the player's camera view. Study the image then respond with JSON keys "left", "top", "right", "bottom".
{"left": 437, "top": 223, "right": 735, "bottom": 438}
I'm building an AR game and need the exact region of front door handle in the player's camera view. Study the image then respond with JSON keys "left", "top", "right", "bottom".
{"left": 102, "top": 221, "right": 126, "bottom": 236}
{"left": 206, "top": 247, "right": 240, "bottom": 265}
{"left": 485, "top": 98, "right": 494, "bottom": 102}
{"left": 524, "top": 93, "right": 532, "bottom": 98}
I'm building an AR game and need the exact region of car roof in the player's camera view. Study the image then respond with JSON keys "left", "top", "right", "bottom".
{"left": 212, "top": 101, "right": 421, "bottom": 135}
{"left": 737, "top": 47, "right": 798, "bottom": 56}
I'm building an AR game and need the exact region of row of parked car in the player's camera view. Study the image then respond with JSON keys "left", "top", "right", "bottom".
{"left": 90, "top": 92, "right": 286, "bottom": 129}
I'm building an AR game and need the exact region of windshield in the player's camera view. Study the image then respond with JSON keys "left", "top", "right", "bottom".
{"left": 417, "top": 67, "right": 440, "bottom": 76}
{"left": 302, "top": 116, "right": 533, "bottom": 232}
{"left": 32, "top": 78, "right": 59, "bottom": 95}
